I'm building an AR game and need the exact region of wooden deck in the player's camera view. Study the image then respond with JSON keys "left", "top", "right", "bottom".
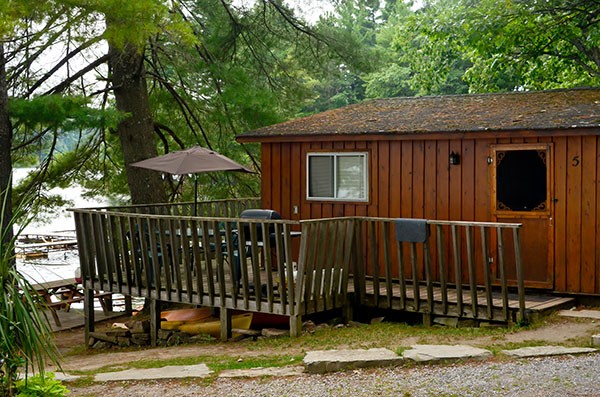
{"left": 356, "top": 279, "right": 574, "bottom": 323}
{"left": 73, "top": 203, "right": 352, "bottom": 343}
{"left": 71, "top": 199, "right": 577, "bottom": 342}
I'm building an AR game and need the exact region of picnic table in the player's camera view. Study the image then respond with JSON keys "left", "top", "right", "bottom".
{"left": 31, "top": 278, "right": 113, "bottom": 326}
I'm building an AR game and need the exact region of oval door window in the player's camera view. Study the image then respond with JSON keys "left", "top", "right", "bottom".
{"left": 496, "top": 149, "right": 547, "bottom": 211}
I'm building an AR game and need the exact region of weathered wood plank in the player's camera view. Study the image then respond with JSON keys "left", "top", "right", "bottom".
{"left": 466, "top": 226, "right": 478, "bottom": 317}
{"left": 396, "top": 241, "right": 406, "bottom": 310}
{"left": 480, "top": 227, "right": 493, "bottom": 320}
{"left": 436, "top": 225, "right": 448, "bottom": 314}
{"left": 451, "top": 224, "right": 463, "bottom": 315}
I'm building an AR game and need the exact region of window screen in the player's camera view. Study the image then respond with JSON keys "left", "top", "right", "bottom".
{"left": 496, "top": 149, "right": 547, "bottom": 211}
{"left": 308, "top": 156, "right": 334, "bottom": 198}
{"left": 307, "top": 153, "right": 367, "bottom": 201}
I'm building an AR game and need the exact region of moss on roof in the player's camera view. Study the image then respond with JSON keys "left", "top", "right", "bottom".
{"left": 238, "top": 88, "right": 600, "bottom": 140}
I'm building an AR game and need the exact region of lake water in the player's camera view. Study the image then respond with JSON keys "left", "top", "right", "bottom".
{"left": 12, "top": 168, "right": 142, "bottom": 312}
{"left": 14, "top": 168, "right": 108, "bottom": 285}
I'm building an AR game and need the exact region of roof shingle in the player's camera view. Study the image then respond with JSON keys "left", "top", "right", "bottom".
{"left": 238, "top": 88, "right": 600, "bottom": 140}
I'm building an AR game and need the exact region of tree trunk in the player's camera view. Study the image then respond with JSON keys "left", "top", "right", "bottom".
{"left": 109, "top": 42, "right": 167, "bottom": 205}
{"left": 0, "top": 43, "right": 13, "bottom": 248}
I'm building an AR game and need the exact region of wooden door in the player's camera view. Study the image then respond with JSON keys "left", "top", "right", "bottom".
{"left": 491, "top": 143, "right": 554, "bottom": 289}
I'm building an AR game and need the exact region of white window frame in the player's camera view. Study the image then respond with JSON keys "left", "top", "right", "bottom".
{"left": 306, "top": 152, "right": 369, "bottom": 202}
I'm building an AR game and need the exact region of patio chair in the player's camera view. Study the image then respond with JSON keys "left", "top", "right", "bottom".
{"left": 240, "top": 209, "right": 281, "bottom": 247}
{"left": 239, "top": 209, "right": 282, "bottom": 290}
{"left": 220, "top": 227, "right": 243, "bottom": 285}
{"left": 130, "top": 222, "right": 173, "bottom": 287}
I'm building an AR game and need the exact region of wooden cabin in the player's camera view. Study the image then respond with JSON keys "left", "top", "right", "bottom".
{"left": 72, "top": 89, "right": 599, "bottom": 344}
{"left": 237, "top": 88, "right": 600, "bottom": 296}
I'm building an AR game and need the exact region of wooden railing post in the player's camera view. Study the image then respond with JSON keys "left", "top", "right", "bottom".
{"left": 436, "top": 224, "right": 448, "bottom": 314}
{"left": 283, "top": 223, "right": 296, "bottom": 314}
{"left": 352, "top": 218, "right": 365, "bottom": 305}
{"left": 382, "top": 222, "right": 393, "bottom": 308}
{"left": 451, "top": 224, "right": 463, "bottom": 316}
{"left": 423, "top": 226, "right": 434, "bottom": 316}
{"left": 465, "top": 226, "right": 478, "bottom": 318}
{"left": 340, "top": 219, "right": 354, "bottom": 311}
{"left": 369, "top": 221, "right": 379, "bottom": 307}
{"left": 480, "top": 227, "right": 493, "bottom": 320}
{"left": 496, "top": 226, "right": 509, "bottom": 321}
{"left": 396, "top": 240, "right": 406, "bottom": 311}
{"left": 513, "top": 227, "right": 526, "bottom": 323}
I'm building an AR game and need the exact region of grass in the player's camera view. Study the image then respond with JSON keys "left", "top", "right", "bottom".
{"left": 58, "top": 310, "right": 600, "bottom": 386}
{"left": 63, "top": 320, "right": 515, "bottom": 377}
{"left": 68, "top": 353, "right": 303, "bottom": 376}
{"left": 245, "top": 320, "right": 514, "bottom": 352}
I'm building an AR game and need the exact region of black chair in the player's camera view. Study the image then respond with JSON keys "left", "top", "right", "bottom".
{"left": 131, "top": 222, "right": 171, "bottom": 287}
{"left": 238, "top": 209, "right": 282, "bottom": 289}
{"left": 240, "top": 209, "right": 281, "bottom": 245}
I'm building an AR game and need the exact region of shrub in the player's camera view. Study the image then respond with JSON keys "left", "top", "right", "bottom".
{"left": 15, "top": 373, "right": 69, "bottom": 397}
{"left": 0, "top": 180, "right": 61, "bottom": 395}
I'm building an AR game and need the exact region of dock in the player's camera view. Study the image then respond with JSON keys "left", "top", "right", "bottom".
{"left": 16, "top": 232, "right": 78, "bottom": 258}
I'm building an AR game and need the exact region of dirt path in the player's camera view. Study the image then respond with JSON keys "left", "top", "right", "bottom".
{"left": 50, "top": 313, "right": 600, "bottom": 373}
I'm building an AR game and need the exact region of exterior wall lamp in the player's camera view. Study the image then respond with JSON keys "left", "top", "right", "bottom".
{"left": 449, "top": 151, "right": 460, "bottom": 165}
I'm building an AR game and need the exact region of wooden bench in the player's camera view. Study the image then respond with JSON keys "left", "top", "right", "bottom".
{"left": 31, "top": 278, "right": 114, "bottom": 326}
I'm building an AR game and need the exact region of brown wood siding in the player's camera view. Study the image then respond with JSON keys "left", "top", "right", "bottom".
{"left": 596, "top": 138, "right": 600, "bottom": 294}
{"left": 554, "top": 136, "right": 568, "bottom": 292}
{"left": 260, "top": 132, "right": 600, "bottom": 295}
{"left": 567, "top": 136, "right": 582, "bottom": 292}
{"left": 581, "top": 135, "right": 596, "bottom": 293}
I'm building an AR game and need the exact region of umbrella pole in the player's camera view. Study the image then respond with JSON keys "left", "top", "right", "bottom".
{"left": 194, "top": 174, "right": 198, "bottom": 216}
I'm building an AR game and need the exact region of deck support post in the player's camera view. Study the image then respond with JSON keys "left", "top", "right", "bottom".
{"left": 220, "top": 307, "right": 232, "bottom": 341}
{"left": 422, "top": 312, "right": 433, "bottom": 327}
{"left": 289, "top": 315, "right": 302, "bottom": 337}
{"left": 84, "top": 287, "right": 94, "bottom": 348}
{"left": 149, "top": 299, "right": 161, "bottom": 347}
{"left": 342, "top": 301, "right": 353, "bottom": 323}
{"left": 124, "top": 295, "right": 133, "bottom": 315}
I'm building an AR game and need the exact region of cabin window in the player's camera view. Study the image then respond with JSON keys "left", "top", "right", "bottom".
{"left": 307, "top": 152, "right": 368, "bottom": 201}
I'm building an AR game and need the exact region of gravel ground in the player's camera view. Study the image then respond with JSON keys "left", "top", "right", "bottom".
{"left": 69, "top": 353, "right": 600, "bottom": 396}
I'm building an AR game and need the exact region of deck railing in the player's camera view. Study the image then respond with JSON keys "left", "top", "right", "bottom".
{"left": 296, "top": 218, "right": 354, "bottom": 317}
{"left": 92, "top": 198, "right": 261, "bottom": 217}
{"left": 352, "top": 217, "right": 524, "bottom": 322}
{"left": 72, "top": 203, "right": 526, "bottom": 341}
{"left": 72, "top": 205, "right": 353, "bottom": 339}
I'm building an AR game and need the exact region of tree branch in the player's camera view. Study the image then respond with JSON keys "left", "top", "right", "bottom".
{"left": 42, "top": 54, "right": 110, "bottom": 95}
{"left": 25, "top": 36, "right": 103, "bottom": 96}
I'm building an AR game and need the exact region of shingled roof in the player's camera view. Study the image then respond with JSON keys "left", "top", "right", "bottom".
{"left": 238, "top": 88, "right": 600, "bottom": 140}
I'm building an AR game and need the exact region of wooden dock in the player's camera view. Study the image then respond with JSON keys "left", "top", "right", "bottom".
{"left": 16, "top": 233, "right": 78, "bottom": 258}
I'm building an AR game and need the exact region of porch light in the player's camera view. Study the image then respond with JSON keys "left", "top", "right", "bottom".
{"left": 449, "top": 151, "right": 460, "bottom": 165}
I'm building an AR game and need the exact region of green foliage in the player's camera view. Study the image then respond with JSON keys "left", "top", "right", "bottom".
{"left": 364, "top": 63, "right": 414, "bottom": 98}
{"left": 65, "top": 0, "right": 195, "bottom": 49}
{"left": 0, "top": 0, "right": 54, "bottom": 36}
{"left": 300, "top": 0, "right": 427, "bottom": 112}
{"left": 301, "top": 0, "right": 389, "bottom": 112}
{"left": 392, "top": 0, "right": 472, "bottom": 94}
{"left": 394, "top": 0, "right": 600, "bottom": 94}
{"left": 139, "top": 0, "right": 327, "bottom": 199}
{"left": 9, "top": 94, "right": 126, "bottom": 216}
{"left": 0, "top": 182, "right": 61, "bottom": 396}
{"left": 9, "top": 95, "right": 123, "bottom": 131}
{"left": 15, "top": 373, "right": 69, "bottom": 397}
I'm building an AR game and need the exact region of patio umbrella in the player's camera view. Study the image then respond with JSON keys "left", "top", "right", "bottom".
{"left": 130, "top": 146, "right": 253, "bottom": 213}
